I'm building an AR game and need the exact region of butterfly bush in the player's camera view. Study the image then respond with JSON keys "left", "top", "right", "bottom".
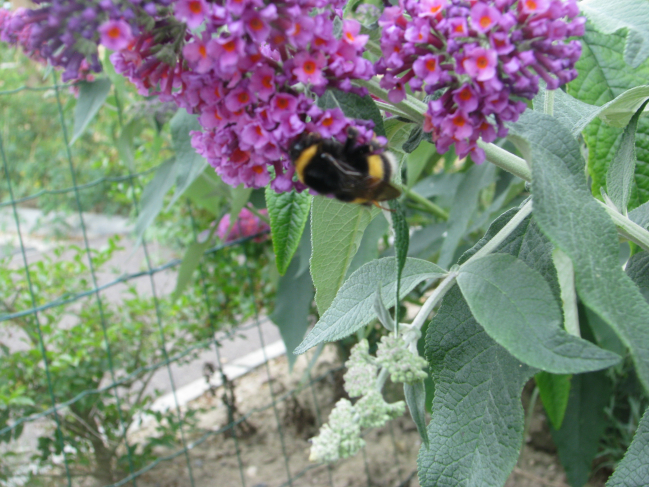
{"left": 1, "top": 0, "right": 585, "bottom": 184}
{"left": 112, "top": 0, "right": 377, "bottom": 192}
{"left": 376, "top": 0, "right": 584, "bottom": 163}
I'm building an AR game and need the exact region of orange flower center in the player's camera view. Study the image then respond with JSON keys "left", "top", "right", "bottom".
{"left": 302, "top": 60, "right": 316, "bottom": 75}
{"left": 255, "top": 126, "right": 263, "bottom": 136}
{"left": 459, "top": 88, "right": 472, "bottom": 101}
{"left": 524, "top": 0, "right": 538, "bottom": 10}
{"left": 249, "top": 18, "right": 263, "bottom": 31}
{"left": 223, "top": 40, "right": 236, "bottom": 52}
{"left": 252, "top": 166, "right": 264, "bottom": 174}
{"left": 452, "top": 114, "right": 466, "bottom": 127}
{"left": 199, "top": 45, "right": 207, "bottom": 57}
{"left": 346, "top": 32, "right": 355, "bottom": 42}
{"left": 476, "top": 56, "right": 488, "bottom": 69}
{"left": 322, "top": 116, "right": 333, "bottom": 127}
{"left": 237, "top": 92, "right": 250, "bottom": 104}
{"left": 425, "top": 58, "right": 437, "bottom": 72}
{"left": 262, "top": 75, "right": 273, "bottom": 89}
{"left": 231, "top": 149, "right": 250, "bottom": 164}
{"left": 276, "top": 97, "right": 289, "bottom": 109}
{"left": 188, "top": 0, "right": 202, "bottom": 14}
{"left": 108, "top": 26, "right": 121, "bottom": 39}
{"left": 479, "top": 16, "right": 492, "bottom": 29}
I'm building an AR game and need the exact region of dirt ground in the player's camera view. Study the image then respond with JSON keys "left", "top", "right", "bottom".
{"left": 131, "top": 346, "right": 607, "bottom": 487}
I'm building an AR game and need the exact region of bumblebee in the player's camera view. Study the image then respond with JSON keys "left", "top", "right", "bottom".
{"left": 289, "top": 129, "right": 401, "bottom": 206}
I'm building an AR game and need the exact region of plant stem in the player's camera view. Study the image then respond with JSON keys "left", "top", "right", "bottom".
{"left": 465, "top": 199, "right": 533, "bottom": 264}
{"left": 354, "top": 79, "right": 426, "bottom": 124}
{"left": 408, "top": 271, "right": 458, "bottom": 336}
{"left": 402, "top": 186, "right": 449, "bottom": 220}
{"left": 245, "top": 203, "right": 270, "bottom": 224}
{"left": 478, "top": 140, "right": 532, "bottom": 181}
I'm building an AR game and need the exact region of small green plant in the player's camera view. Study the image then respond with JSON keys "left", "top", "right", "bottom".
{"left": 0, "top": 235, "right": 272, "bottom": 485}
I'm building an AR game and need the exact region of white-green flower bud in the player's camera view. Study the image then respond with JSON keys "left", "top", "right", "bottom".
{"left": 355, "top": 391, "right": 406, "bottom": 429}
{"left": 309, "top": 399, "right": 364, "bottom": 463}
{"left": 343, "top": 339, "right": 378, "bottom": 397}
{"left": 375, "top": 335, "right": 428, "bottom": 384}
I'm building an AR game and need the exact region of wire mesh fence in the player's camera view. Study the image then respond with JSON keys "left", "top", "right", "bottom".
{"left": 0, "top": 64, "right": 421, "bottom": 486}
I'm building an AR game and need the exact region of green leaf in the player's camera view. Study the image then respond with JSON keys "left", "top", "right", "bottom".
{"left": 373, "top": 283, "right": 395, "bottom": 332}
{"left": 457, "top": 254, "right": 620, "bottom": 373}
{"left": 606, "top": 406, "right": 649, "bottom": 487}
{"left": 406, "top": 141, "right": 436, "bottom": 187}
{"left": 533, "top": 86, "right": 601, "bottom": 135}
{"left": 629, "top": 201, "right": 649, "bottom": 229}
{"left": 384, "top": 118, "right": 413, "bottom": 153}
{"left": 510, "top": 110, "right": 649, "bottom": 391}
{"left": 265, "top": 188, "right": 312, "bottom": 275}
{"left": 419, "top": 285, "right": 535, "bottom": 487}
{"left": 551, "top": 371, "right": 611, "bottom": 487}
{"left": 567, "top": 24, "right": 649, "bottom": 199}
{"left": 580, "top": 0, "right": 649, "bottom": 68}
{"left": 625, "top": 251, "right": 649, "bottom": 303}
{"left": 270, "top": 232, "right": 314, "bottom": 370}
{"left": 70, "top": 78, "right": 112, "bottom": 145}
{"left": 295, "top": 257, "right": 445, "bottom": 354}
{"left": 636, "top": 118, "right": 649, "bottom": 205}
{"left": 535, "top": 372, "right": 571, "bottom": 430}
{"left": 403, "top": 125, "right": 432, "bottom": 154}
{"left": 184, "top": 168, "right": 227, "bottom": 216}
{"left": 438, "top": 163, "right": 496, "bottom": 269}
{"left": 607, "top": 101, "right": 649, "bottom": 213}
{"left": 310, "top": 198, "right": 377, "bottom": 314}
{"left": 417, "top": 204, "right": 562, "bottom": 486}
{"left": 318, "top": 89, "right": 385, "bottom": 137}
{"left": 390, "top": 200, "right": 409, "bottom": 325}
{"left": 134, "top": 158, "right": 177, "bottom": 242}
{"left": 173, "top": 241, "right": 210, "bottom": 301}
{"left": 552, "top": 248, "right": 580, "bottom": 337}
{"left": 404, "top": 381, "right": 429, "bottom": 447}
{"left": 346, "top": 213, "right": 388, "bottom": 277}
{"left": 168, "top": 109, "right": 207, "bottom": 208}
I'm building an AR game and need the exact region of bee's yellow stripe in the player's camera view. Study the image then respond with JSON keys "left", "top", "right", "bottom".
{"left": 367, "top": 155, "right": 385, "bottom": 180}
{"left": 294, "top": 144, "right": 319, "bottom": 182}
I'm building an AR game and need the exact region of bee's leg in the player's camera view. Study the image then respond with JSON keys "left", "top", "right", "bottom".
{"left": 372, "top": 201, "right": 395, "bottom": 211}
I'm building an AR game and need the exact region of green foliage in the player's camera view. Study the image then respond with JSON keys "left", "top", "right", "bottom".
{"left": 265, "top": 187, "right": 312, "bottom": 275}
{"left": 458, "top": 253, "right": 619, "bottom": 374}
{"left": 551, "top": 371, "right": 612, "bottom": 487}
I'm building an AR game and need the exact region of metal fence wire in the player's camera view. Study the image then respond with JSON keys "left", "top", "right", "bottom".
{"left": 0, "top": 70, "right": 419, "bottom": 487}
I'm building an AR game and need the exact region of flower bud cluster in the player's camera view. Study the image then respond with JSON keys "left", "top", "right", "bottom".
{"left": 0, "top": 1, "right": 173, "bottom": 82}
{"left": 376, "top": 0, "right": 584, "bottom": 163}
{"left": 310, "top": 336, "right": 419, "bottom": 463}
{"left": 376, "top": 336, "right": 428, "bottom": 384}
{"left": 309, "top": 399, "right": 363, "bottom": 463}
{"left": 343, "top": 339, "right": 378, "bottom": 398}
{"left": 112, "top": 0, "right": 378, "bottom": 192}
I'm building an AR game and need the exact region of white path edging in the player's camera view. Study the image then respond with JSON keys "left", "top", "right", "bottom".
{"left": 130, "top": 340, "right": 287, "bottom": 432}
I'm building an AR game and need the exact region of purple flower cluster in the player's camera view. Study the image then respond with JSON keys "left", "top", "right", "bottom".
{"left": 376, "top": 0, "right": 584, "bottom": 163}
{"left": 0, "top": 1, "right": 173, "bottom": 81}
{"left": 112, "top": 0, "right": 377, "bottom": 191}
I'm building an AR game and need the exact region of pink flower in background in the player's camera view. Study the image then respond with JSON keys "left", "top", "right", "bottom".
{"left": 217, "top": 208, "right": 270, "bottom": 243}
{"left": 99, "top": 19, "right": 133, "bottom": 51}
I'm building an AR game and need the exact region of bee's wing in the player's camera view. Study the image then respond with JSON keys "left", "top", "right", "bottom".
{"left": 373, "top": 182, "right": 402, "bottom": 201}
